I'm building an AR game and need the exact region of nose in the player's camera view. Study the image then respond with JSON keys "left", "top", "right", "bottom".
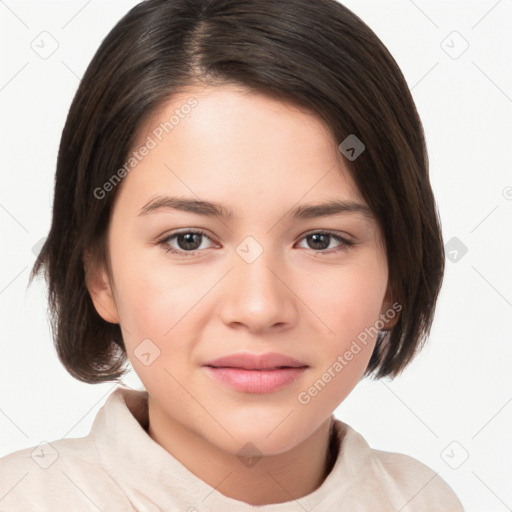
{"left": 218, "top": 242, "right": 298, "bottom": 334}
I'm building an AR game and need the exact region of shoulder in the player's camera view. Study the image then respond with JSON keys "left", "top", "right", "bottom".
{"left": 0, "top": 436, "right": 129, "bottom": 511}
{"left": 372, "top": 448, "right": 465, "bottom": 511}
{"left": 331, "top": 420, "right": 465, "bottom": 511}
{"left": 0, "top": 386, "right": 148, "bottom": 511}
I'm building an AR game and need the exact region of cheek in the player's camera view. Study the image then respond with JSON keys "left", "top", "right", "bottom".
{"left": 108, "top": 243, "right": 189, "bottom": 338}
{"left": 110, "top": 259, "right": 199, "bottom": 383}
{"left": 295, "top": 269, "right": 385, "bottom": 414}
{"left": 299, "top": 258, "right": 388, "bottom": 341}
{"left": 109, "top": 246, "right": 220, "bottom": 376}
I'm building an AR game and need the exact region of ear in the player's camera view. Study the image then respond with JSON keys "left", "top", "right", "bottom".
{"left": 379, "top": 285, "right": 400, "bottom": 330}
{"left": 83, "top": 249, "right": 120, "bottom": 324}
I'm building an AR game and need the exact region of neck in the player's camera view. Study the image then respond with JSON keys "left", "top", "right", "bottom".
{"left": 146, "top": 405, "right": 337, "bottom": 506}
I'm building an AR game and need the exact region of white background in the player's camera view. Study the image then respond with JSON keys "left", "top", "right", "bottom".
{"left": 0, "top": 1, "right": 511, "bottom": 510}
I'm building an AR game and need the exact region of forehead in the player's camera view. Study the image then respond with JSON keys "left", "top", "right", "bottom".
{"left": 115, "top": 84, "right": 369, "bottom": 222}
{"left": 135, "top": 83, "right": 340, "bottom": 159}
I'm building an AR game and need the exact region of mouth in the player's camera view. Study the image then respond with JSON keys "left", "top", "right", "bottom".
{"left": 202, "top": 352, "right": 308, "bottom": 393}
{"left": 202, "top": 352, "right": 308, "bottom": 371}
{"left": 205, "top": 365, "right": 306, "bottom": 370}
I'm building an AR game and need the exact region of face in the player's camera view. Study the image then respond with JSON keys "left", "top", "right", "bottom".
{"left": 86, "top": 84, "right": 397, "bottom": 456}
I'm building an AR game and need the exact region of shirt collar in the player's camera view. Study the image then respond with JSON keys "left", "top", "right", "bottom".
{"left": 92, "top": 384, "right": 370, "bottom": 511}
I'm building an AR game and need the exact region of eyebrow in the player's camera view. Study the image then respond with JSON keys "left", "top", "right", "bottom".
{"left": 137, "top": 195, "right": 374, "bottom": 220}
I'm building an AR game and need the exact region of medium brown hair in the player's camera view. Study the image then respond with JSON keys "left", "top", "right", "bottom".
{"left": 30, "top": 0, "right": 445, "bottom": 383}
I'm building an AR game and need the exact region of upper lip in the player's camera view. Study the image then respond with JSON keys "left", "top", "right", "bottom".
{"left": 203, "top": 352, "right": 308, "bottom": 370}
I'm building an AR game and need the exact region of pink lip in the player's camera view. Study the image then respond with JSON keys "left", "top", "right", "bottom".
{"left": 202, "top": 352, "right": 308, "bottom": 393}
{"left": 203, "top": 367, "right": 307, "bottom": 393}
{"left": 203, "top": 352, "right": 307, "bottom": 370}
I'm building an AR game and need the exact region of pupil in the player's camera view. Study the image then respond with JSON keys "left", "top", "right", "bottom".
{"left": 310, "top": 233, "right": 329, "bottom": 250}
{"left": 179, "top": 233, "right": 201, "bottom": 250}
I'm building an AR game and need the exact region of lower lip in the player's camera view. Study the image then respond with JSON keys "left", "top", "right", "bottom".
{"left": 203, "top": 366, "right": 307, "bottom": 393}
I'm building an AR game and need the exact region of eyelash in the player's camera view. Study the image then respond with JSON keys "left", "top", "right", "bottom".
{"left": 157, "top": 229, "right": 355, "bottom": 258}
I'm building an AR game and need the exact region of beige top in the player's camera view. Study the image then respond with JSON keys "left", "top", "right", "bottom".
{"left": 0, "top": 385, "right": 464, "bottom": 511}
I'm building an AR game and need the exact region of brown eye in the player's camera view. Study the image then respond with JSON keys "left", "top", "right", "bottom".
{"left": 158, "top": 229, "right": 216, "bottom": 257}
{"left": 297, "top": 231, "right": 355, "bottom": 254}
{"left": 175, "top": 232, "right": 203, "bottom": 251}
{"left": 306, "top": 233, "right": 331, "bottom": 250}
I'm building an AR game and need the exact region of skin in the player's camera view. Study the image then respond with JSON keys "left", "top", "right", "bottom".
{"left": 85, "top": 84, "right": 398, "bottom": 505}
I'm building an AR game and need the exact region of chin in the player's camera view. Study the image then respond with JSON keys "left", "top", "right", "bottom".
{"left": 208, "top": 412, "right": 313, "bottom": 456}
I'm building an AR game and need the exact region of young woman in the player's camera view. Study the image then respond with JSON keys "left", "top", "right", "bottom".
{"left": 0, "top": 0, "right": 464, "bottom": 510}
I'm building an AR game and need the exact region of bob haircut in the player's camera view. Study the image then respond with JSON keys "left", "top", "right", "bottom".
{"left": 30, "top": 0, "right": 445, "bottom": 384}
